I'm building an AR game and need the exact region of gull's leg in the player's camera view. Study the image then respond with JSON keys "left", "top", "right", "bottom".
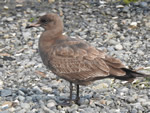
{"left": 57, "top": 82, "right": 73, "bottom": 106}
{"left": 75, "top": 84, "right": 80, "bottom": 104}
{"left": 69, "top": 82, "right": 73, "bottom": 102}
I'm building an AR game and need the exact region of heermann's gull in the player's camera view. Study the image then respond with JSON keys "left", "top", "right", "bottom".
{"left": 26, "top": 13, "right": 150, "bottom": 105}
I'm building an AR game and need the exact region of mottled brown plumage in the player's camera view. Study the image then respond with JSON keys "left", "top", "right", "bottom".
{"left": 26, "top": 13, "right": 149, "bottom": 105}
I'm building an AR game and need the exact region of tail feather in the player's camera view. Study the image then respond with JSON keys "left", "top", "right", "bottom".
{"left": 113, "top": 68, "right": 150, "bottom": 81}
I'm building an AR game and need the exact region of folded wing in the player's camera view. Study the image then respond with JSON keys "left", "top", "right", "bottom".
{"left": 47, "top": 38, "right": 126, "bottom": 85}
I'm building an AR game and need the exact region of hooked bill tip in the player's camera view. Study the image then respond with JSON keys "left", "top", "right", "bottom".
{"left": 26, "top": 25, "right": 32, "bottom": 29}
{"left": 25, "top": 23, "right": 40, "bottom": 29}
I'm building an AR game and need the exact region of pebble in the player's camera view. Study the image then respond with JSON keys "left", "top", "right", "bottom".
{"left": 92, "top": 83, "right": 109, "bottom": 90}
{"left": 20, "top": 103, "right": 30, "bottom": 109}
{"left": 32, "top": 95, "right": 42, "bottom": 102}
{"left": 48, "top": 0, "right": 55, "bottom": 3}
{"left": 116, "top": 5, "right": 124, "bottom": 8}
{"left": 17, "top": 109, "right": 26, "bottom": 113}
{"left": 115, "top": 44, "right": 123, "bottom": 50}
{"left": 1, "top": 89, "right": 12, "bottom": 97}
{"left": 131, "top": 108, "right": 138, "bottom": 113}
{"left": 18, "top": 90, "right": 25, "bottom": 96}
{"left": 0, "top": 110, "right": 10, "bottom": 113}
{"left": 130, "top": 22, "right": 137, "bottom": 27}
{"left": 125, "top": 97, "right": 136, "bottom": 103}
{"left": 32, "top": 86, "right": 43, "bottom": 94}
{"left": 140, "top": 2, "right": 148, "bottom": 8}
{"left": 122, "top": 6, "right": 129, "bottom": 13}
{"left": 145, "top": 22, "right": 150, "bottom": 28}
{"left": 0, "top": 101, "right": 12, "bottom": 111}
{"left": 41, "top": 86, "right": 52, "bottom": 93}
{"left": 18, "top": 95, "right": 25, "bottom": 101}
{"left": 108, "top": 39, "right": 117, "bottom": 45}
{"left": 46, "top": 100, "right": 56, "bottom": 108}
{"left": 3, "top": 6, "right": 9, "bottom": 10}
{"left": 0, "top": 79, "right": 3, "bottom": 89}
{"left": 6, "top": 17, "right": 14, "bottom": 22}
{"left": 120, "top": 87, "right": 129, "bottom": 92}
{"left": 3, "top": 34, "right": 10, "bottom": 39}
{"left": 137, "top": 49, "right": 144, "bottom": 55}
{"left": 142, "top": 101, "right": 150, "bottom": 107}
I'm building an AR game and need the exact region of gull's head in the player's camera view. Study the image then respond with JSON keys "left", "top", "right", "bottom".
{"left": 26, "top": 13, "right": 63, "bottom": 31}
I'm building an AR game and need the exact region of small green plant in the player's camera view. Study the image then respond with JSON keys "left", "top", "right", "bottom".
{"left": 119, "top": 0, "right": 139, "bottom": 4}
{"left": 29, "top": 17, "right": 35, "bottom": 22}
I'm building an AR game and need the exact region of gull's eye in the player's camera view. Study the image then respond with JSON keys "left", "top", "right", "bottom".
{"left": 40, "top": 19, "right": 49, "bottom": 24}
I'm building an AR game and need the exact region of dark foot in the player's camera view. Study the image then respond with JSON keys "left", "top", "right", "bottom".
{"left": 57, "top": 98, "right": 80, "bottom": 106}
{"left": 75, "top": 98, "right": 80, "bottom": 105}
{"left": 56, "top": 99, "right": 73, "bottom": 106}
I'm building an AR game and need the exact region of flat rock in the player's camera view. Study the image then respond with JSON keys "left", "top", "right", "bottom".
{"left": 115, "top": 44, "right": 123, "bottom": 50}
{"left": 0, "top": 101, "right": 12, "bottom": 111}
{"left": 20, "top": 103, "right": 30, "bottom": 109}
{"left": 140, "top": 2, "right": 148, "bottom": 8}
{"left": 41, "top": 86, "right": 52, "bottom": 93}
{"left": 1, "top": 89, "right": 12, "bottom": 97}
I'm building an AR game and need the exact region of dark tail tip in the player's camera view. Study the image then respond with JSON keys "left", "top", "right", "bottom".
{"left": 122, "top": 68, "right": 149, "bottom": 77}
{"left": 113, "top": 68, "right": 149, "bottom": 81}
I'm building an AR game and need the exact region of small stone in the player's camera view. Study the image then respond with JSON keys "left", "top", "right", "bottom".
{"left": 0, "top": 79, "right": 3, "bottom": 89}
{"left": 47, "top": 94, "right": 55, "bottom": 99}
{"left": 1, "top": 101, "right": 12, "bottom": 110}
{"left": 20, "top": 103, "right": 30, "bottom": 109}
{"left": 115, "top": 44, "right": 123, "bottom": 50}
{"left": 48, "top": 0, "right": 55, "bottom": 3}
{"left": 68, "top": 104, "right": 78, "bottom": 112}
{"left": 133, "top": 2, "right": 139, "bottom": 6}
{"left": 131, "top": 108, "right": 137, "bottom": 113}
{"left": 22, "top": 32, "right": 31, "bottom": 39}
{"left": 123, "top": 6, "right": 129, "bottom": 13}
{"left": 13, "top": 100, "right": 20, "bottom": 106}
{"left": 26, "top": 96, "right": 32, "bottom": 102}
{"left": 41, "top": 86, "right": 52, "bottom": 93}
{"left": 8, "top": 107, "right": 16, "bottom": 112}
{"left": 120, "top": 87, "right": 129, "bottom": 92}
{"left": 116, "top": 5, "right": 124, "bottom": 8}
{"left": 140, "top": 2, "right": 148, "bottom": 8}
{"left": 4, "top": 6, "right": 9, "bottom": 10}
{"left": 18, "top": 95, "right": 25, "bottom": 101}
{"left": 1, "top": 89, "right": 12, "bottom": 97}
{"left": 138, "top": 98, "right": 146, "bottom": 103}
{"left": 100, "top": 99, "right": 106, "bottom": 105}
{"left": 78, "top": 98, "right": 89, "bottom": 105}
{"left": 20, "top": 88, "right": 28, "bottom": 94}
{"left": 6, "top": 17, "right": 14, "bottom": 22}
{"left": 130, "top": 22, "right": 137, "bottom": 27}
{"left": 109, "top": 39, "right": 117, "bottom": 45}
{"left": 43, "top": 108, "right": 55, "bottom": 113}
{"left": 92, "top": 83, "right": 109, "bottom": 90}
{"left": 17, "top": 109, "right": 26, "bottom": 113}
{"left": 32, "top": 95, "right": 42, "bottom": 102}
{"left": 125, "top": 97, "right": 136, "bottom": 103}
{"left": 3, "top": 34, "right": 10, "bottom": 39}
{"left": 32, "top": 86, "right": 43, "bottom": 94}
{"left": 0, "top": 110, "right": 10, "bottom": 113}
{"left": 145, "top": 22, "right": 150, "bottom": 28}
{"left": 16, "top": 4, "right": 23, "bottom": 8}
{"left": 26, "top": 8, "right": 32, "bottom": 13}
{"left": 137, "top": 49, "right": 144, "bottom": 55}
{"left": 142, "top": 101, "right": 150, "bottom": 106}
{"left": 131, "top": 103, "right": 143, "bottom": 109}
{"left": 106, "top": 100, "right": 113, "bottom": 105}
{"left": 47, "top": 100, "right": 56, "bottom": 108}
{"left": 18, "top": 90, "right": 25, "bottom": 96}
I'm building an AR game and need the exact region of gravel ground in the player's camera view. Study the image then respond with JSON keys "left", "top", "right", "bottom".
{"left": 0, "top": 0, "right": 150, "bottom": 113}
